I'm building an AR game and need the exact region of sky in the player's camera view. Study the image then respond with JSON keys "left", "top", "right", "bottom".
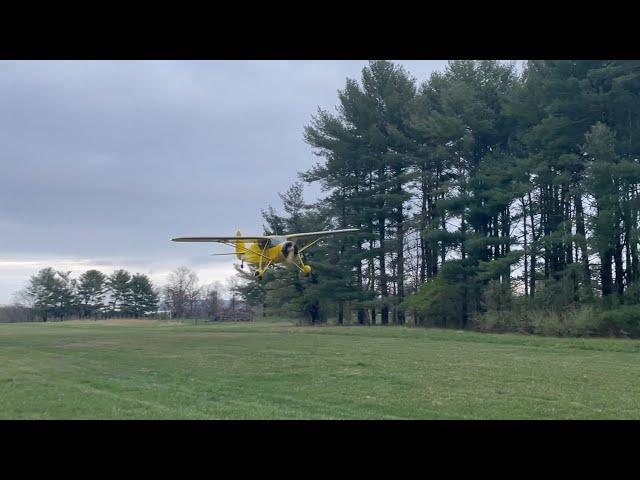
{"left": 0, "top": 60, "right": 450, "bottom": 303}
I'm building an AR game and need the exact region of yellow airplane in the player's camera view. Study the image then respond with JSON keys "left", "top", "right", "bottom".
{"left": 172, "top": 229, "right": 359, "bottom": 280}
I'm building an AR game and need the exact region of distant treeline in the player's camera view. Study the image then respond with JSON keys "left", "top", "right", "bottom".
{"left": 236, "top": 60, "right": 640, "bottom": 337}
{"left": 9, "top": 267, "right": 159, "bottom": 322}
{"left": 4, "top": 266, "right": 243, "bottom": 323}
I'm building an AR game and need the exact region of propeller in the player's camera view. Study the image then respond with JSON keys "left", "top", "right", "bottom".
{"left": 282, "top": 241, "right": 299, "bottom": 262}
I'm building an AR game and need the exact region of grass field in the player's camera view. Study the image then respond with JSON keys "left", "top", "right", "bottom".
{"left": 2, "top": 319, "right": 640, "bottom": 419}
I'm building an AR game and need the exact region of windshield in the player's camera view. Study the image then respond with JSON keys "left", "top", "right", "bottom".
{"left": 268, "top": 236, "right": 287, "bottom": 246}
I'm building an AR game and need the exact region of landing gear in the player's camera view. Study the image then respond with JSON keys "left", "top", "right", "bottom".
{"left": 255, "top": 244, "right": 272, "bottom": 281}
{"left": 293, "top": 252, "right": 312, "bottom": 278}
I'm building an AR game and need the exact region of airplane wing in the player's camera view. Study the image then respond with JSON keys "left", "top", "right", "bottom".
{"left": 286, "top": 228, "right": 360, "bottom": 243}
{"left": 172, "top": 236, "right": 269, "bottom": 243}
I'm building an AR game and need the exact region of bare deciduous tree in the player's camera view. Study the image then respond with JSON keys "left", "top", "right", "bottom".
{"left": 202, "top": 282, "right": 223, "bottom": 320}
{"left": 226, "top": 276, "right": 240, "bottom": 313}
{"left": 163, "top": 267, "right": 201, "bottom": 318}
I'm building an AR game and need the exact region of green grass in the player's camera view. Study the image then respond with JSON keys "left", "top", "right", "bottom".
{"left": 2, "top": 319, "right": 640, "bottom": 419}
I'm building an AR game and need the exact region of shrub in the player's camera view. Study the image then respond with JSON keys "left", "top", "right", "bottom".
{"left": 481, "top": 280, "right": 512, "bottom": 312}
{"left": 403, "top": 277, "right": 464, "bottom": 328}
{"left": 623, "top": 282, "right": 640, "bottom": 305}
{"left": 564, "top": 307, "right": 602, "bottom": 336}
{"left": 600, "top": 305, "right": 640, "bottom": 337}
{"left": 471, "top": 309, "right": 530, "bottom": 333}
{"left": 531, "top": 269, "right": 582, "bottom": 312}
{"left": 531, "top": 306, "right": 601, "bottom": 337}
{"left": 473, "top": 305, "right": 602, "bottom": 337}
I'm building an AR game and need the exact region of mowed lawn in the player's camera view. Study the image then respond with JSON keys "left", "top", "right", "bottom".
{"left": 2, "top": 319, "right": 640, "bottom": 419}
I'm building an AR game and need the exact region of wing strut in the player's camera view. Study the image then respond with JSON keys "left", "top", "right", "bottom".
{"left": 298, "top": 236, "right": 325, "bottom": 253}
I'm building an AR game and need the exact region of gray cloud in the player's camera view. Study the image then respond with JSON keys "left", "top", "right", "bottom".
{"left": 0, "top": 60, "right": 448, "bottom": 302}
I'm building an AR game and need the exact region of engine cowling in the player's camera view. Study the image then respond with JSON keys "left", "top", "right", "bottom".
{"left": 281, "top": 241, "right": 298, "bottom": 261}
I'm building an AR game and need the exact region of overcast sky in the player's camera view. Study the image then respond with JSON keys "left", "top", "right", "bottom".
{"left": 0, "top": 60, "right": 450, "bottom": 303}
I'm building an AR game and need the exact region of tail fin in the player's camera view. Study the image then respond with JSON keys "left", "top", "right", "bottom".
{"left": 235, "top": 230, "right": 246, "bottom": 259}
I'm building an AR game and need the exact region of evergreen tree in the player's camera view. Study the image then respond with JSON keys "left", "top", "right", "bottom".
{"left": 25, "top": 268, "right": 75, "bottom": 321}
{"left": 235, "top": 264, "right": 267, "bottom": 314}
{"left": 129, "top": 273, "right": 159, "bottom": 317}
{"left": 258, "top": 185, "right": 326, "bottom": 323}
{"left": 107, "top": 269, "right": 133, "bottom": 317}
{"left": 234, "top": 60, "right": 640, "bottom": 333}
{"left": 77, "top": 269, "right": 107, "bottom": 319}
{"left": 303, "top": 60, "right": 417, "bottom": 324}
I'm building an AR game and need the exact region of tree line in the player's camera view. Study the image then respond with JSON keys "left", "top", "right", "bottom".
{"left": 7, "top": 266, "right": 238, "bottom": 322}
{"left": 15, "top": 268, "right": 159, "bottom": 321}
{"left": 236, "top": 60, "right": 640, "bottom": 336}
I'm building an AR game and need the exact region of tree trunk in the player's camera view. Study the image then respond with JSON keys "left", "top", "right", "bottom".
{"left": 614, "top": 241, "right": 625, "bottom": 298}
{"left": 440, "top": 192, "right": 447, "bottom": 267}
{"left": 574, "top": 193, "right": 591, "bottom": 289}
{"left": 396, "top": 200, "right": 405, "bottom": 325}
{"left": 601, "top": 250, "right": 614, "bottom": 299}
{"left": 419, "top": 169, "right": 428, "bottom": 284}
{"left": 528, "top": 190, "right": 538, "bottom": 298}
{"left": 521, "top": 198, "right": 529, "bottom": 296}
{"left": 356, "top": 240, "right": 366, "bottom": 325}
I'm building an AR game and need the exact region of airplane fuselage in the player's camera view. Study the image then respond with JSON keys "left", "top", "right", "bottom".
{"left": 235, "top": 236, "right": 306, "bottom": 278}
{"left": 236, "top": 239, "right": 288, "bottom": 264}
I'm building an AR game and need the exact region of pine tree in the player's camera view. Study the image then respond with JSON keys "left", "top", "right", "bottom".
{"left": 129, "top": 273, "right": 159, "bottom": 317}
{"left": 231, "top": 60, "right": 640, "bottom": 332}
{"left": 107, "top": 269, "right": 133, "bottom": 317}
{"left": 303, "top": 60, "right": 418, "bottom": 324}
{"left": 77, "top": 269, "right": 107, "bottom": 319}
{"left": 25, "top": 268, "right": 75, "bottom": 321}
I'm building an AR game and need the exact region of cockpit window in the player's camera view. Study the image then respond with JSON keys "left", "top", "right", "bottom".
{"left": 269, "top": 236, "right": 286, "bottom": 246}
